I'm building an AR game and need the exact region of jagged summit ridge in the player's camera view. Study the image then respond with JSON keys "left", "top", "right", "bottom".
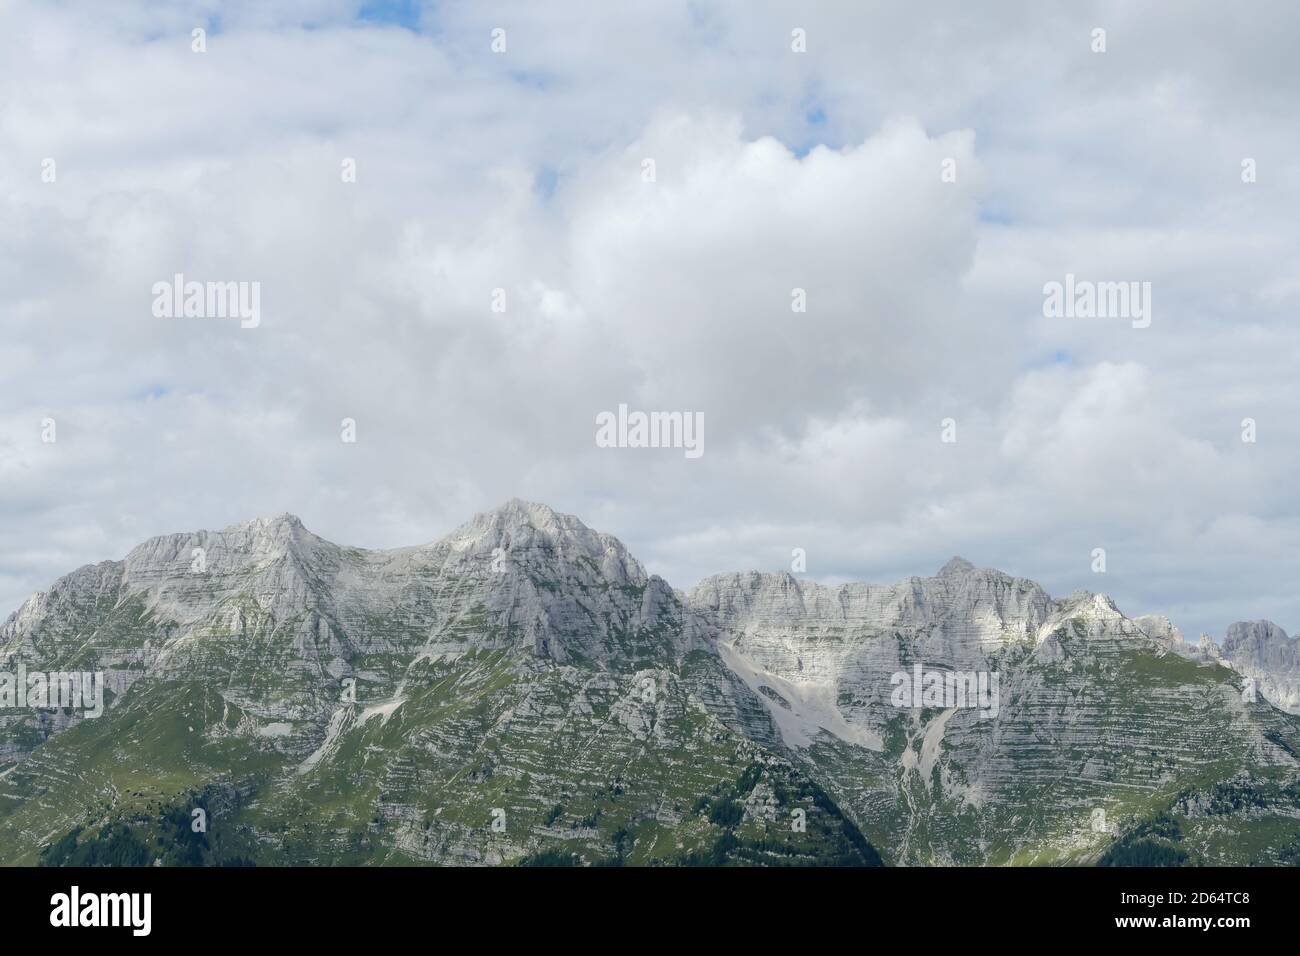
{"left": 689, "top": 559, "right": 1054, "bottom": 643}
{"left": 127, "top": 510, "right": 319, "bottom": 563}
{"left": 4, "top": 499, "right": 1300, "bottom": 867}
{"left": 0, "top": 500, "right": 1259, "bottom": 662}
{"left": 5, "top": 499, "right": 1297, "bottom": 712}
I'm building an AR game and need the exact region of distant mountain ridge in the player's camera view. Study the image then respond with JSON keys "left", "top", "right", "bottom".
{"left": 3, "top": 500, "right": 1299, "bottom": 866}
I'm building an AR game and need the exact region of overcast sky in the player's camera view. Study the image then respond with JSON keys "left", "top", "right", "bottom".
{"left": 2, "top": 1, "right": 1298, "bottom": 641}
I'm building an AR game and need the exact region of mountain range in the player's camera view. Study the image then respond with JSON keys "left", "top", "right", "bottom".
{"left": 2, "top": 499, "right": 1299, "bottom": 866}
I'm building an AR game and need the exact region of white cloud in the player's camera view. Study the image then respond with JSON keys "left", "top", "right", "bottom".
{"left": 2, "top": 0, "right": 1300, "bottom": 643}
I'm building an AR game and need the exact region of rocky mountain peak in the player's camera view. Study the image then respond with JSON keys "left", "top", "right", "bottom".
{"left": 240, "top": 512, "right": 307, "bottom": 533}
{"left": 223, "top": 512, "right": 320, "bottom": 553}
{"left": 1220, "top": 620, "right": 1299, "bottom": 712}
{"left": 483, "top": 498, "right": 585, "bottom": 534}
{"left": 1135, "top": 614, "right": 1185, "bottom": 649}
{"left": 118, "top": 511, "right": 326, "bottom": 582}
{"left": 937, "top": 556, "right": 977, "bottom": 577}
{"left": 451, "top": 499, "right": 586, "bottom": 540}
{"left": 1224, "top": 620, "right": 1292, "bottom": 655}
{"left": 442, "top": 499, "right": 648, "bottom": 585}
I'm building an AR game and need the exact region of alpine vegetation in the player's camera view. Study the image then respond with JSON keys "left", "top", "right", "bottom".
{"left": 3, "top": 502, "right": 1299, "bottom": 867}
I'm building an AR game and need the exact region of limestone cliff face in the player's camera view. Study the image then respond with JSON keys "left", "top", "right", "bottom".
{"left": 685, "top": 561, "right": 1055, "bottom": 755}
{"left": 691, "top": 558, "right": 1054, "bottom": 660}
{"left": 1221, "top": 620, "right": 1300, "bottom": 714}
{"left": 683, "top": 558, "right": 1300, "bottom": 863}
{"left": 1134, "top": 614, "right": 1186, "bottom": 653}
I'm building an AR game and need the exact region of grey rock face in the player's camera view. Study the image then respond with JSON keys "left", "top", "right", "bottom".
{"left": 685, "top": 560, "right": 1056, "bottom": 754}
{"left": 1134, "top": 614, "right": 1186, "bottom": 654}
{"left": 686, "top": 560, "right": 1300, "bottom": 863}
{"left": 1221, "top": 620, "right": 1300, "bottom": 713}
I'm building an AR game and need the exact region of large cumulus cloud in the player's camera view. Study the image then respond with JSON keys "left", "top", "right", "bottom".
{"left": 2, "top": 0, "right": 1299, "bottom": 643}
